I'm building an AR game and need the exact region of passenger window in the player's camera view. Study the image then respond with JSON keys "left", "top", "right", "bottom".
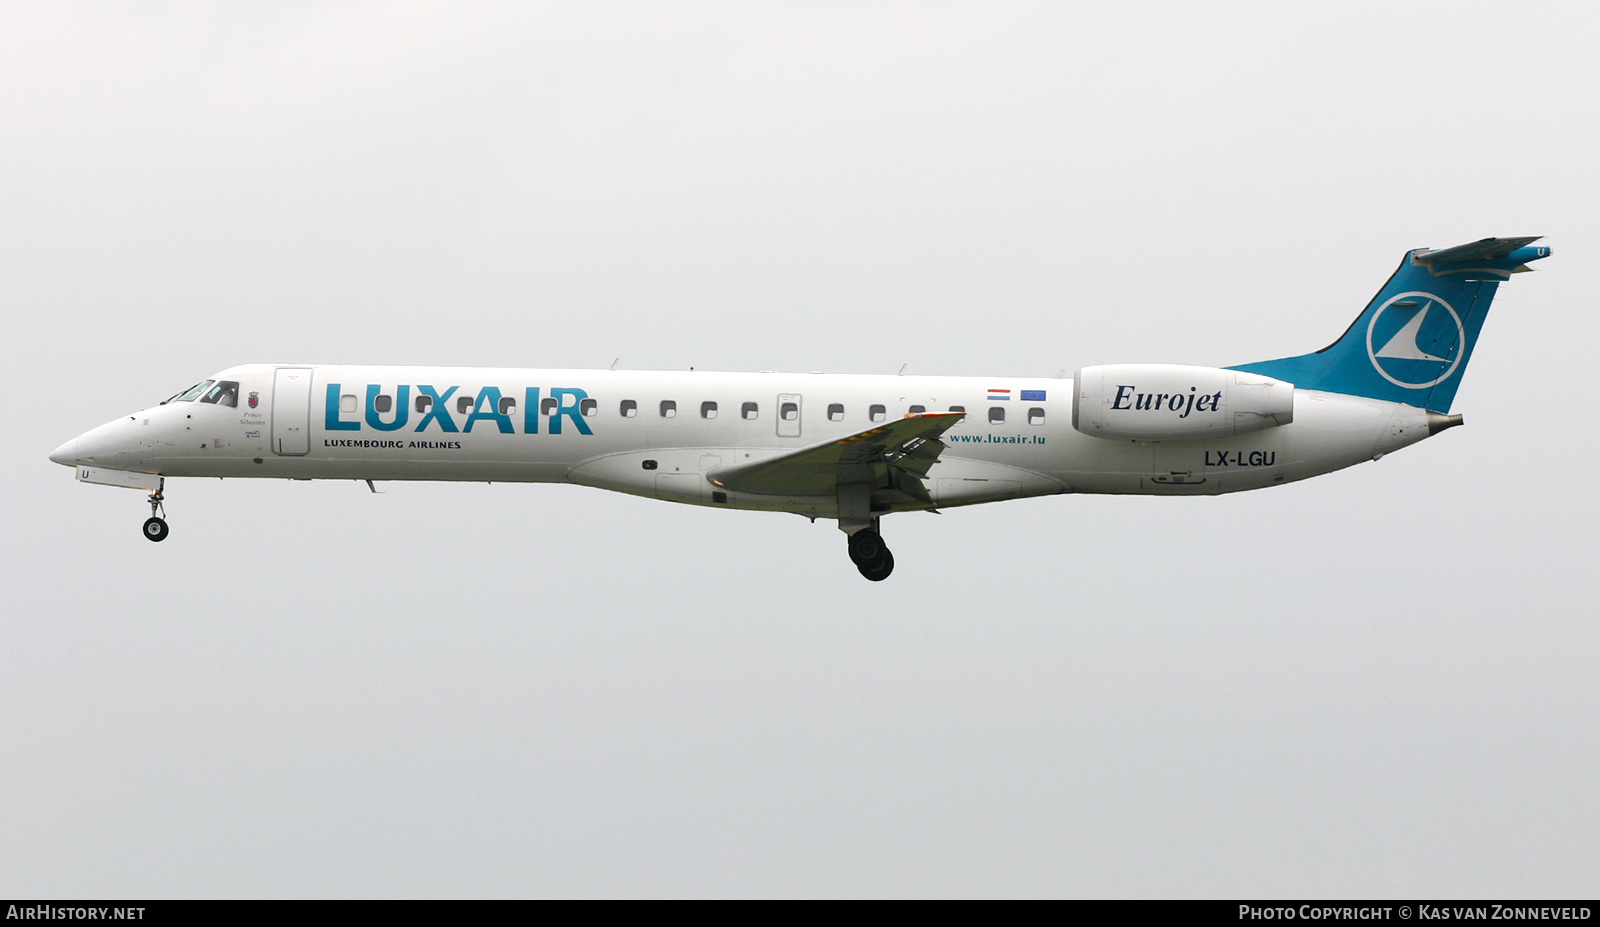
{"left": 456, "top": 395, "right": 474, "bottom": 415}
{"left": 620, "top": 400, "right": 638, "bottom": 418}
{"left": 199, "top": 381, "right": 239, "bottom": 407}
{"left": 949, "top": 405, "right": 965, "bottom": 413}
{"left": 742, "top": 402, "right": 758, "bottom": 420}
{"left": 701, "top": 401, "right": 718, "bottom": 419}
{"left": 870, "top": 404, "right": 886, "bottom": 423}
{"left": 415, "top": 395, "right": 432, "bottom": 413}
{"left": 341, "top": 394, "right": 357, "bottom": 414}
{"left": 580, "top": 398, "right": 598, "bottom": 417}
{"left": 828, "top": 403, "right": 845, "bottom": 422}
{"left": 989, "top": 407, "right": 1005, "bottom": 424}
{"left": 499, "top": 397, "right": 516, "bottom": 415}
{"left": 780, "top": 402, "right": 798, "bottom": 421}
{"left": 661, "top": 400, "right": 677, "bottom": 418}
{"left": 540, "top": 397, "right": 558, "bottom": 415}
{"left": 1029, "top": 407, "right": 1045, "bottom": 425}
{"left": 908, "top": 404, "right": 926, "bottom": 415}
{"left": 374, "top": 394, "right": 393, "bottom": 414}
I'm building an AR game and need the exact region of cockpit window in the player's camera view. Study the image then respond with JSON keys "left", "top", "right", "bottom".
{"left": 199, "top": 380, "right": 239, "bottom": 407}
{"left": 165, "top": 380, "right": 214, "bottom": 404}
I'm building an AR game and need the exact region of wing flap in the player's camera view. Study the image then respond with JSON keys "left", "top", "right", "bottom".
{"left": 709, "top": 412, "right": 965, "bottom": 496}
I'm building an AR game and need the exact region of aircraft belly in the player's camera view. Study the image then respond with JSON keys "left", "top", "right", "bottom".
{"left": 156, "top": 457, "right": 575, "bottom": 483}
{"left": 569, "top": 446, "right": 799, "bottom": 507}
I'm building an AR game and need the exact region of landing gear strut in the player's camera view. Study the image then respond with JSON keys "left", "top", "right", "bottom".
{"left": 142, "top": 484, "right": 168, "bottom": 542}
{"left": 847, "top": 521, "right": 894, "bottom": 581}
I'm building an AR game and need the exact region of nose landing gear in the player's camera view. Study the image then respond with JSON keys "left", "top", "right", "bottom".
{"left": 847, "top": 522, "right": 894, "bottom": 582}
{"left": 142, "top": 484, "right": 168, "bottom": 542}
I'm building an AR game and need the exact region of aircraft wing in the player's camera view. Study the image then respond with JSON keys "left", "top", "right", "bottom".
{"left": 708, "top": 412, "right": 965, "bottom": 501}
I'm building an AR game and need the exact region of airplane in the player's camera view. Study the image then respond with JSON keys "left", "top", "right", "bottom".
{"left": 50, "top": 236, "right": 1548, "bottom": 581}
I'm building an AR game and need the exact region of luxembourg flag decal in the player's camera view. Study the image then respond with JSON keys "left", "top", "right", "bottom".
{"left": 987, "top": 388, "right": 1011, "bottom": 401}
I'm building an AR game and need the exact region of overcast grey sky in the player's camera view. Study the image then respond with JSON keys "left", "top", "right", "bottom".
{"left": 3, "top": 1, "right": 1598, "bottom": 898}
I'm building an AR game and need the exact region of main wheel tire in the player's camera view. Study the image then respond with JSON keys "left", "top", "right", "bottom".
{"left": 142, "top": 517, "right": 169, "bottom": 542}
{"left": 857, "top": 549, "right": 894, "bottom": 582}
{"left": 848, "top": 530, "right": 886, "bottom": 566}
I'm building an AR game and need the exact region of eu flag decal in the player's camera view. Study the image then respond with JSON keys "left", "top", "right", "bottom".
{"left": 1020, "top": 390, "right": 1046, "bottom": 401}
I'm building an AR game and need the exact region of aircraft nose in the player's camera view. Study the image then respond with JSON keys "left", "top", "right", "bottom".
{"left": 52, "top": 417, "right": 141, "bottom": 470}
{"left": 49, "top": 439, "right": 79, "bottom": 467}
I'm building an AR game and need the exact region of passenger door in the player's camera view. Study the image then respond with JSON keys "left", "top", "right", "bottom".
{"left": 271, "top": 367, "right": 314, "bottom": 456}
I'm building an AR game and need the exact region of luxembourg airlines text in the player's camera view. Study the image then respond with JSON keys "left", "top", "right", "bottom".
{"left": 322, "top": 439, "right": 465, "bottom": 449}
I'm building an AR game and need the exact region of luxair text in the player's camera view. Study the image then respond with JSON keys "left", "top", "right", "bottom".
{"left": 325, "top": 384, "right": 593, "bottom": 436}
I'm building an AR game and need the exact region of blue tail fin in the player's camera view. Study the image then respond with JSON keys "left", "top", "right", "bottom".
{"left": 1230, "top": 237, "right": 1549, "bottom": 412}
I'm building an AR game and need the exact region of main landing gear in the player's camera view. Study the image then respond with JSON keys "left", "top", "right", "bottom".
{"left": 142, "top": 484, "right": 168, "bottom": 542}
{"left": 847, "top": 522, "right": 894, "bottom": 582}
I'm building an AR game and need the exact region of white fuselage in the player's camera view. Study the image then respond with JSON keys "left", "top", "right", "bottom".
{"left": 52, "top": 363, "right": 1443, "bottom": 520}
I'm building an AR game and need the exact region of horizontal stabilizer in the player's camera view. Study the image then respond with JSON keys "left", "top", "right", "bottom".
{"left": 1415, "top": 236, "right": 1542, "bottom": 265}
{"left": 709, "top": 412, "right": 964, "bottom": 496}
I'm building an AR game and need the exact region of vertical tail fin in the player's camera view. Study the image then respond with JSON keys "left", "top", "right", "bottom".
{"left": 1230, "top": 237, "right": 1549, "bottom": 412}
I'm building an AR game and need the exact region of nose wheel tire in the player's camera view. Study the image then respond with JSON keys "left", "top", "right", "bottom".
{"left": 142, "top": 517, "right": 169, "bottom": 542}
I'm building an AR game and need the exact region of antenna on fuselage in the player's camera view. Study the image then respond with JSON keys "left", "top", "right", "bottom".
{"left": 610, "top": 357, "right": 621, "bottom": 370}
{"left": 898, "top": 363, "right": 909, "bottom": 376}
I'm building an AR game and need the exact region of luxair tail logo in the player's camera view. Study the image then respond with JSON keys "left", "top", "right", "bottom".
{"left": 1366, "top": 292, "right": 1465, "bottom": 389}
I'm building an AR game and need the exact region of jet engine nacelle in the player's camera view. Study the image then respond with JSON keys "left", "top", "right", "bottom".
{"left": 1072, "top": 364, "right": 1295, "bottom": 441}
